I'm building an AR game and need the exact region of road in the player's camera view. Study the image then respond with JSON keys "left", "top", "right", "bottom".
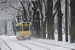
{"left": 0, "top": 35, "right": 75, "bottom": 50}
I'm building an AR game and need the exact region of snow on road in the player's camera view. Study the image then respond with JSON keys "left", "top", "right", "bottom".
{"left": 0, "top": 36, "right": 30, "bottom": 50}
{"left": 0, "top": 37, "right": 10, "bottom": 50}
{"left": 0, "top": 34, "right": 75, "bottom": 50}
{"left": 0, "top": 36, "right": 48, "bottom": 50}
{"left": 6, "top": 37, "right": 48, "bottom": 50}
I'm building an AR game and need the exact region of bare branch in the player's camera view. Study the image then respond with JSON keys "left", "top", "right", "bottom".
{"left": 0, "top": 0, "right": 7, "bottom": 3}
{"left": 19, "top": 0, "right": 25, "bottom": 10}
{"left": 8, "top": 2, "right": 22, "bottom": 12}
{"left": 53, "top": 10, "right": 57, "bottom": 17}
{"left": 0, "top": 5, "right": 10, "bottom": 10}
{"left": 9, "top": 4, "right": 20, "bottom": 11}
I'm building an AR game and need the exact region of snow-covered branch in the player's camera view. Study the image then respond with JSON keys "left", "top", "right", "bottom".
{"left": 9, "top": 4, "right": 20, "bottom": 11}
{"left": 0, "top": 0, "right": 7, "bottom": 3}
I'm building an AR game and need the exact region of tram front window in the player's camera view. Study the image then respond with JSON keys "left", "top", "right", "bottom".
{"left": 23, "top": 26, "right": 29, "bottom": 31}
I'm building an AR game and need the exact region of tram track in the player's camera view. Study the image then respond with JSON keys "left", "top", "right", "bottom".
{"left": 6, "top": 37, "right": 73, "bottom": 50}
{"left": 6, "top": 38, "right": 51, "bottom": 50}
{"left": 31, "top": 39, "right": 75, "bottom": 50}
{"left": 6, "top": 38, "right": 31, "bottom": 50}
{"left": 1, "top": 36, "right": 74, "bottom": 50}
{"left": 0, "top": 37, "right": 12, "bottom": 50}
{"left": 25, "top": 41, "right": 51, "bottom": 50}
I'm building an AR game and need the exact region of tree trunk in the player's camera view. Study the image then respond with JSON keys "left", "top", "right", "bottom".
{"left": 50, "top": 16, "right": 55, "bottom": 39}
{"left": 46, "top": 0, "right": 54, "bottom": 39}
{"left": 43, "top": 21, "right": 46, "bottom": 39}
{"left": 38, "top": 0, "right": 46, "bottom": 38}
{"left": 65, "top": 0, "right": 68, "bottom": 42}
{"left": 49, "top": 0, "right": 55, "bottom": 39}
{"left": 57, "top": 0, "right": 62, "bottom": 41}
{"left": 13, "top": 18, "right": 16, "bottom": 35}
{"left": 32, "top": 1, "right": 40, "bottom": 38}
{"left": 5, "top": 21, "right": 7, "bottom": 35}
{"left": 70, "top": 0, "right": 75, "bottom": 43}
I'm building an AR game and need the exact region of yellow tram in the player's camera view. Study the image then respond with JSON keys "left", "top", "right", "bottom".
{"left": 16, "top": 22, "right": 31, "bottom": 39}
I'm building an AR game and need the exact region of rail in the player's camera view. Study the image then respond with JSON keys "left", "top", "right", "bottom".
{"left": 0, "top": 37, "right": 12, "bottom": 50}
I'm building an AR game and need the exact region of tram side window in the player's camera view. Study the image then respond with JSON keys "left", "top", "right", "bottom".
{"left": 16, "top": 26, "right": 20, "bottom": 31}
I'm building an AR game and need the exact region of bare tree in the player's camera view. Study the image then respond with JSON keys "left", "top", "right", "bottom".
{"left": 70, "top": 0, "right": 75, "bottom": 43}
{"left": 57, "top": 0, "right": 63, "bottom": 41}
{"left": 32, "top": 1, "right": 40, "bottom": 38}
{"left": 65, "top": 0, "right": 68, "bottom": 42}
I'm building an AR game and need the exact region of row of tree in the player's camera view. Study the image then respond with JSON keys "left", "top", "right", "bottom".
{"left": 1, "top": 0, "right": 75, "bottom": 43}
{"left": 15, "top": 0, "right": 65, "bottom": 41}
{"left": 10, "top": 0, "right": 75, "bottom": 43}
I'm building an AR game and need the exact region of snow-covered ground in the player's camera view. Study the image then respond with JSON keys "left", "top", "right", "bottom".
{"left": 0, "top": 34, "right": 75, "bottom": 50}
